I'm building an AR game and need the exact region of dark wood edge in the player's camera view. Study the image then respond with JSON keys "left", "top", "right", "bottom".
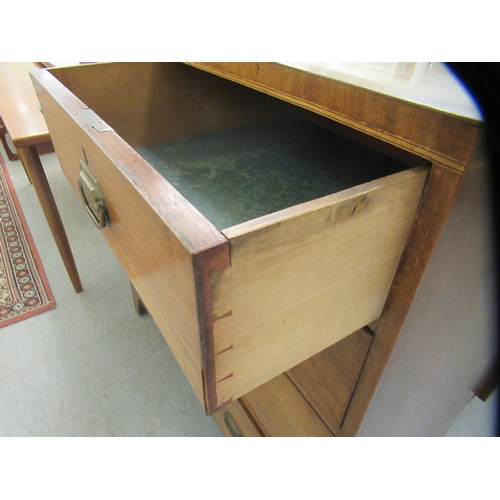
{"left": 338, "top": 163, "right": 464, "bottom": 436}
{"left": 336, "top": 328, "right": 375, "bottom": 432}
{"left": 193, "top": 242, "right": 232, "bottom": 415}
{"left": 239, "top": 395, "right": 270, "bottom": 437}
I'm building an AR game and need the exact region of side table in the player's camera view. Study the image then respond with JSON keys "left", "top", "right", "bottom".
{"left": 0, "top": 62, "right": 82, "bottom": 292}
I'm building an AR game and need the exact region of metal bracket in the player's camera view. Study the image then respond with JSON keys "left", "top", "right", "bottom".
{"left": 79, "top": 108, "right": 113, "bottom": 133}
{"left": 77, "top": 158, "right": 110, "bottom": 229}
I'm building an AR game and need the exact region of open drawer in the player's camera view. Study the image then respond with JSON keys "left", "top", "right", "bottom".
{"left": 30, "top": 62, "right": 429, "bottom": 414}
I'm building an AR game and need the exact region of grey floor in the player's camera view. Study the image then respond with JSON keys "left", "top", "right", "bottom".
{"left": 0, "top": 142, "right": 497, "bottom": 437}
{"left": 0, "top": 143, "right": 223, "bottom": 436}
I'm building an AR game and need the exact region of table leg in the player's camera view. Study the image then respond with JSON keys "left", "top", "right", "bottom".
{"left": 0, "top": 120, "right": 19, "bottom": 162}
{"left": 17, "top": 145, "right": 83, "bottom": 293}
{"left": 130, "top": 282, "right": 147, "bottom": 316}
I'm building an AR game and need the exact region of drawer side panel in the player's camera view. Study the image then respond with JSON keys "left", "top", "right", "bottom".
{"left": 224, "top": 167, "right": 428, "bottom": 399}
{"left": 49, "top": 62, "right": 295, "bottom": 149}
{"left": 32, "top": 69, "right": 228, "bottom": 409}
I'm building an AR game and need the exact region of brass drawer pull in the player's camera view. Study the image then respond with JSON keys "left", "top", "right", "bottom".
{"left": 77, "top": 160, "right": 110, "bottom": 229}
{"left": 224, "top": 411, "right": 243, "bottom": 437}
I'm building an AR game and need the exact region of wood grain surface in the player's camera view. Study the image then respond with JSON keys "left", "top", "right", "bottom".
{"left": 31, "top": 67, "right": 229, "bottom": 411}
{"left": 0, "top": 62, "right": 50, "bottom": 147}
{"left": 287, "top": 328, "right": 372, "bottom": 434}
{"left": 32, "top": 62, "right": 488, "bottom": 435}
{"left": 223, "top": 166, "right": 428, "bottom": 399}
{"left": 357, "top": 166, "right": 496, "bottom": 436}
{"left": 48, "top": 62, "right": 292, "bottom": 149}
{"left": 187, "top": 63, "right": 482, "bottom": 172}
{"left": 242, "top": 374, "right": 334, "bottom": 437}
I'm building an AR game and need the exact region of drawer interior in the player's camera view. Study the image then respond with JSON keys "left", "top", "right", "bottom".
{"left": 136, "top": 116, "right": 415, "bottom": 230}
{"left": 48, "top": 62, "right": 292, "bottom": 148}
{"left": 49, "top": 63, "right": 423, "bottom": 232}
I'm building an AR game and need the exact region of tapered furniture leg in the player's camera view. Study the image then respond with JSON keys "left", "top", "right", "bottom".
{"left": 17, "top": 145, "right": 83, "bottom": 293}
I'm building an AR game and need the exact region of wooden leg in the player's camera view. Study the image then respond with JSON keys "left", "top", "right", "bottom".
{"left": 17, "top": 148, "right": 33, "bottom": 184}
{"left": 131, "top": 282, "right": 147, "bottom": 315}
{"left": 0, "top": 126, "right": 19, "bottom": 162}
{"left": 17, "top": 145, "right": 83, "bottom": 293}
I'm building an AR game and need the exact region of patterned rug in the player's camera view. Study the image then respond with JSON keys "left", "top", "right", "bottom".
{"left": 0, "top": 153, "right": 55, "bottom": 327}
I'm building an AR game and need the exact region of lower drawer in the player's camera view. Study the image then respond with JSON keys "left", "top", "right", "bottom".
{"left": 212, "top": 400, "right": 263, "bottom": 437}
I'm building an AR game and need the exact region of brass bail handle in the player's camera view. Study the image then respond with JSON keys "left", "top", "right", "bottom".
{"left": 77, "top": 159, "right": 110, "bottom": 230}
{"left": 223, "top": 412, "right": 243, "bottom": 437}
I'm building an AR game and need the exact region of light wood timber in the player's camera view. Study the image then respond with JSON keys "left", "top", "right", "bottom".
{"left": 214, "top": 327, "right": 375, "bottom": 436}
{"left": 31, "top": 63, "right": 429, "bottom": 415}
{"left": 222, "top": 166, "right": 428, "bottom": 399}
{"left": 242, "top": 374, "right": 334, "bottom": 437}
{"left": 286, "top": 328, "right": 373, "bottom": 435}
{"left": 30, "top": 62, "right": 491, "bottom": 436}
{"left": 0, "top": 63, "right": 51, "bottom": 148}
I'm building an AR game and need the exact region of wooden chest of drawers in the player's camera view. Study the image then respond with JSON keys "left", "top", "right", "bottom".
{"left": 30, "top": 62, "right": 489, "bottom": 435}
{"left": 30, "top": 62, "right": 427, "bottom": 413}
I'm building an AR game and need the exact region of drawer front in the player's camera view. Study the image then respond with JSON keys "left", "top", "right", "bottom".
{"left": 212, "top": 400, "right": 262, "bottom": 437}
{"left": 31, "top": 68, "right": 229, "bottom": 413}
